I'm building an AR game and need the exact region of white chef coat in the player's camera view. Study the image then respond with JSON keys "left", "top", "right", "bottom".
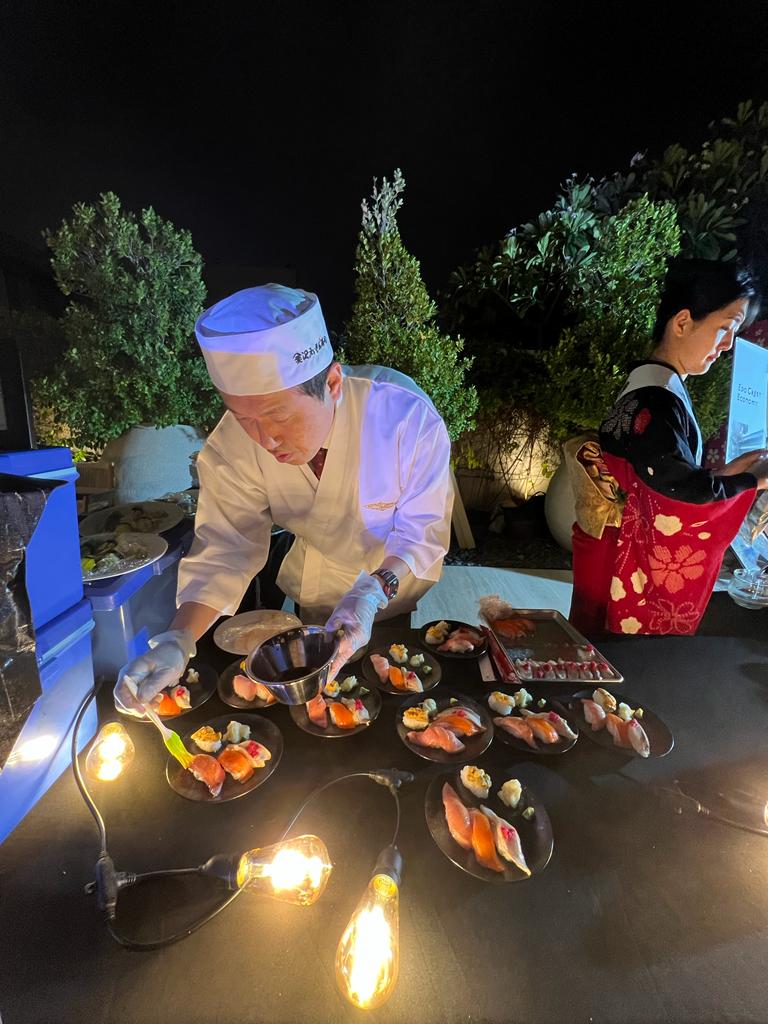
{"left": 176, "top": 365, "right": 454, "bottom": 622}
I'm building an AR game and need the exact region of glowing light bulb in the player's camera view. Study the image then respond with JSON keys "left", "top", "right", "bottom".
{"left": 336, "top": 847, "right": 401, "bottom": 1010}
{"left": 237, "top": 834, "right": 332, "bottom": 906}
{"left": 85, "top": 723, "right": 135, "bottom": 782}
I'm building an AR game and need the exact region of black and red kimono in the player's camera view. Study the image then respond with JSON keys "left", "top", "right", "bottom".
{"left": 570, "top": 361, "right": 757, "bottom": 636}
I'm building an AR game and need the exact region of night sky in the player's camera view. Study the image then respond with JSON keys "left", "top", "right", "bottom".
{"left": 1, "top": 0, "right": 768, "bottom": 327}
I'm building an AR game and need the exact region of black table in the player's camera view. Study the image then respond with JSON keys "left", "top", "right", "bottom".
{"left": 2, "top": 595, "right": 768, "bottom": 1024}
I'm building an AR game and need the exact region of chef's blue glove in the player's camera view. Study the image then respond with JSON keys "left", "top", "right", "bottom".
{"left": 113, "top": 629, "right": 197, "bottom": 716}
{"left": 325, "top": 572, "right": 388, "bottom": 680}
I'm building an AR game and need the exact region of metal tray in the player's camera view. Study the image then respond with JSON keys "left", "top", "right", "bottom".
{"left": 484, "top": 608, "right": 623, "bottom": 686}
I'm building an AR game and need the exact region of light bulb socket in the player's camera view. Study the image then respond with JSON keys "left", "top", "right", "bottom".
{"left": 199, "top": 853, "right": 241, "bottom": 889}
{"left": 372, "top": 844, "right": 402, "bottom": 887}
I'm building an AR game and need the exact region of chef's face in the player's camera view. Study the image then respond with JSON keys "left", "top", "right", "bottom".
{"left": 222, "top": 363, "right": 343, "bottom": 465}
{"left": 669, "top": 298, "right": 749, "bottom": 376}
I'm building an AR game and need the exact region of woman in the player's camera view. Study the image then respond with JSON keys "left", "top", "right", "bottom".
{"left": 569, "top": 259, "right": 768, "bottom": 636}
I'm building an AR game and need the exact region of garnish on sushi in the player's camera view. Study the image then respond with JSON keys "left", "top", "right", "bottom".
{"left": 460, "top": 765, "right": 492, "bottom": 799}
{"left": 172, "top": 685, "right": 191, "bottom": 709}
{"left": 191, "top": 725, "right": 222, "bottom": 753}
{"left": 425, "top": 620, "right": 451, "bottom": 645}
{"left": 480, "top": 807, "right": 530, "bottom": 876}
{"left": 389, "top": 643, "right": 409, "bottom": 664}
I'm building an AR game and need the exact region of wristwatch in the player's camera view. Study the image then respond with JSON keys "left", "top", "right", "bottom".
{"left": 372, "top": 569, "right": 399, "bottom": 602}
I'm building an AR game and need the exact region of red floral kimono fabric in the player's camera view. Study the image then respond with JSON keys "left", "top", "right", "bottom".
{"left": 572, "top": 452, "right": 754, "bottom": 636}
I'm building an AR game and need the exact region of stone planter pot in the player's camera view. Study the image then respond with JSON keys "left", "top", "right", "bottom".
{"left": 544, "top": 456, "right": 576, "bottom": 552}
{"left": 102, "top": 424, "right": 206, "bottom": 504}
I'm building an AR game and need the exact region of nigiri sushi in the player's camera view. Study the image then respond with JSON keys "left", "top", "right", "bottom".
{"left": 403, "top": 670, "right": 423, "bottom": 693}
{"left": 389, "top": 643, "right": 409, "bottom": 664}
{"left": 306, "top": 693, "right": 328, "bottom": 728}
{"left": 172, "top": 685, "right": 191, "bottom": 709}
{"left": 605, "top": 712, "right": 632, "bottom": 748}
{"left": 626, "top": 718, "right": 651, "bottom": 758}
{"left": 402, "top": 706, "right": 430, "bottom": 731}
{"left": 498, "top": 778, "right": 523, "bottom": 809}
{"left": 406, "top": 725, "right": 465, "bottom": 753}
{"left": 525, "top": 716, "right": 559, "bottom": 744}
{"left": 469, "top": 808, "right": 504, "bottom": 873}
{"left": 435, "top": 705, "right": 482, "bottom": 727}
{"left": 323, "top": 678, "right": 341, "bottom": 698}
{"left": 388, "top": 666, "right": 407, "bottom": 690}
{"left": 223, "top": 720, "right": 251, "bottom": 743}
{"left": 370, "top": 653, "right": 391, "bottom": 683}
{"left": 328, "top": 701, "right": 357, "bottom": 730}
{"left": 521, "top": 709, "right": 577, "bottom": 741}
{"left": 233, "top": 674, "right": 276, "bottom": 705}
{"left": 488, "top": 691, "right": 515, "bottom": 716}
{"left": 442, "top": 783, "right": 472, "bottom": 849}
{"left": 450, "top": 627, "right": 483, "bottom": 646}
{"left": 460, "top": 765, "right": 491, "bottom": 799}
{"left": 592, "top": 687, "right": 617, "bottom": 712}
{"left": 237, "top": 740, "right": 271, "bottom": 768}
{"left": 191, "top": 726, "right": 222, "bottom": 753}
{"left": 581, "top": 699, "right": 607, "bottom": 730}
{"left": 342, "top": 696, "right": 370, "bottom": 725}
{"left": 218, "top": 744, "right": 254, "bottom": 783}
{"left": 480, "top": 806, "right": 530, "bottom": 877}
{"left": 188, "top": 754, "right": 225, "bottom": 797}
{"left": 437, "top": 713, "right": 484, "bottom": 737}
{"left": 425, "top": 620, "right": 451, "bottom": 644}
{"left": 156, "top": 693, "right": 181, "bottom": 717}
{"left": 493, "top": 716, "right": 537, "bottom": 749}
{"left": 437, "top": 637, "right": 474, "bottom": 654}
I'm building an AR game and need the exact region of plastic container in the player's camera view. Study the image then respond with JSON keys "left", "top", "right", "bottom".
{"left": 727, "top": 568, "right": 768, "bottom": 609}
{"left": 0, "top": 448, "right": 83, "bottom": 630}
{"left": 85, "top": 528, "right": 193, "bottom": 679}
{"left": 0, "top": 599, "right": 96, "bottom": 845}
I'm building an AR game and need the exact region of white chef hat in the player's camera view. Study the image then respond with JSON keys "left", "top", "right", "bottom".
{"left": 194, "top": 284, "right": 332, "bottom": 396}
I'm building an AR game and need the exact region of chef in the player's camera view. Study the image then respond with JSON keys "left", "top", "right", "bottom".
{"left": 115, "top": 283, "right": 453, "bottom": 707}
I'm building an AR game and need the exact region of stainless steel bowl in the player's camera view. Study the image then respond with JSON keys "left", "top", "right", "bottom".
{"left": 245, "top": 626, "right": 339, "bottom": 705}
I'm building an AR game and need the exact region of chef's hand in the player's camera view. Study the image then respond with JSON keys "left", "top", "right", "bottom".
{"left": 113, "top": 629, "right": 196, "bottom": 716}
{"left": 325, "top": 572, "right": 388, "bottom": 680}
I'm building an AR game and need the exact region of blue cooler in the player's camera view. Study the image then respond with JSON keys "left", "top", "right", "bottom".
{"left": 0, "top": 448, "right": 83, "bottom": 630}
{"left": 85, "top": 528, "right": 193, "bottom": 680}
{"left": 0, "top": 599, "right": 97, "bottom": 845}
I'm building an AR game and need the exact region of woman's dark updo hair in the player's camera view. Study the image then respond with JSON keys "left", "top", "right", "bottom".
{"left": 652, "top": 258, "right": 759, "bottom": 342}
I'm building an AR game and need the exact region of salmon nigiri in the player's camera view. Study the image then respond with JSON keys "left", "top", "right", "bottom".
{"left": 469, "top": 808, "right": 504, "bottom": 873}
{"left": 370, "top": 653, "right": 391, "bottom": 683}
{"left": 406, "top": 724, "right": 465, "bottom": 753}
{"left": 188, "top": 754, "right": 225, "bottom": 797}
{"left": 605, "top": 712, "right": 633, "bottom": 748}
{"left": 436, "top": 706, "right": 483, "bottom": 727}
{"left": 581, "top": 699, "right": 606, "bottom": 730}
{"left": 306, "top": 693, "right": 328, "bottom": 728}
{"left": 606, "top": 714, "right": 650, "bottom": 757}
{"left": 234, "top": 674, "right": 276, "bottom": 705}
{"left": 481, "top": 806, "right": 530, "bottom": 877}
{"left": 437, "top": 713, "right": 484, "bottom": 737}
{"left": 328, "top": 701, "right": 357, "bottom": 730}
{"left": 521, "top": 709, "right": 577, "bottom": 741}
{"left": 218, "top": 745, "right": 255, "bottom": 783}
{"left": 523, "top": 715, "right": 560, "bottom": 745}
{"left": 493, "top": 716, "right": 537, "bottom": 749}
{"left": 442, "top": 782, "right": 472, "bottom": 849}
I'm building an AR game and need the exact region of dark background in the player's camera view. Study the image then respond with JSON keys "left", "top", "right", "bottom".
{"left": 1, "top": 0, "right": 768, "bottom": 326}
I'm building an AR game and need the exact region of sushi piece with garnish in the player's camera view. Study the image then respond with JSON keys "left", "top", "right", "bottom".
{"left": 493, "top": 716, "right": 537, "bottom": 749}
{"left": 323, "top": 678, "right": 341, "bottom": 699}
{"left": 435, "top": 705, "right": 482, "bottom": 727}
{"left": 437, "top": 636, "right": 474, "bottom": 654}
{"left": 488, "top": 691, "right": 515, "bottom": 716}
{"left": 370, "top": 653, "right": 391, "bottom": 683}
{"left": 342, "top": 696, "right": 370, "bottom": 725}
{"left": 218, "top": 744, "right": 255, "bottom": 783}
{"left": 425, "top": 621, "right": 451, "bottom": 645}
{"left": 237, "top": 740, "right": 271, "bottom": 768}
{"left": 460, "top": 765, "right": 492, "bottom": 799}
{"left": 402, "top": 706, "right": 430, "bottom": 731}
{"left": 328, "top": 702, "right": 357, "bottom": 730}
{"left": 498, "top": 778, "right": 522, "bottom": 809}
{"left": 172, "top": 685, "right": 191, "bottom": 709}
{"left": 406, "top": 725, "right": 465, "bottom": 753}
{"left": 626, "top": 718, "right": 650, "bottom": 758}
{"left": 449, "top": 627, "right": 483, "bottom": 646}
{"left": 480, "top": 806, "right": 530, "bottom": 877}
{"left": 442, "top": 783, "right": 472, "bottom": 849}
{"left": 524, "top": 716, "right": 559, "bottom": 745}
{"left": 592, "top": 687, "right": 617, "bottom": 712}
{"left": 389, "top": 644, "right": 409, "bottom": 664}
{"left": 233, "top": 674, "right": 277, "bottom": 705}
{"left": 223, "top": 720, "right": 251, "bottom": 743}
{"left": 521, "top": 709, "right": 577, "bottom": 741}
{"left": 391, "top": 668, "right": 423, "bottom": 693}
{"left": 581, "top": 699, "right": 607, "bottom": 730}
{"left": 469, "top": 808, "right": 504, "bottom": 873}
{"left": 188, "top": 754, "right": 225, "bottom": 797}
{"left": 191, "top": 726, "right": 222, "bottom": 753}
{"left": 306, "top": 693, "right": 328, "bottom": 728}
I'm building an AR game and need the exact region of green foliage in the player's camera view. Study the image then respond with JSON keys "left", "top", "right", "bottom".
{"left": 343, "top": 170, "right": 478, "bottom": 441}
{"left": 542, "top": 196, "right": 681, "bottom": 443}
{"left": 34, "top": 192, "right": 221, "bottom": 451}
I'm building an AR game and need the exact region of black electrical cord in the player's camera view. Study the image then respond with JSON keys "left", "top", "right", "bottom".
{"left": 71, "top": 683, "right": 410, "bottom": 953}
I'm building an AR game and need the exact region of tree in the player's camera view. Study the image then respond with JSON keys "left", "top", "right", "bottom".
{"left": 343, "top": 170, "right": 478, "bottom": 441}
{"left": 34, "top": 192, "right": 221, "bottom": 451}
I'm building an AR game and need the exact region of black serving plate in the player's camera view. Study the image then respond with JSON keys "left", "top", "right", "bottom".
{"left": 396, "top": 691, "right": 493, "bottom": 764}
{"left": 559, "top": 689, "right": 673, "bottom": 759}
{"left": 118, "top": 658, "right": 217, "bottom": 722}
{"left": 362, "top": 645, "right": 441, "bottom": 695}
{"left": 217, "top": 658, "right": 278, "bottom": 710}
{"left": 418, "top": 620, "right": 488, "bottom": 660}
{"left": 486, "top": 689, "right": 579, "bottom": 756}
{"left": 166, "top": 713, "right": 283, "bottom": 802}
{"left": 289, "top": 677, "right": 382, "bottom": 738}
{"left": 425, "top": 768, "right": 553, "bottom": 883}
